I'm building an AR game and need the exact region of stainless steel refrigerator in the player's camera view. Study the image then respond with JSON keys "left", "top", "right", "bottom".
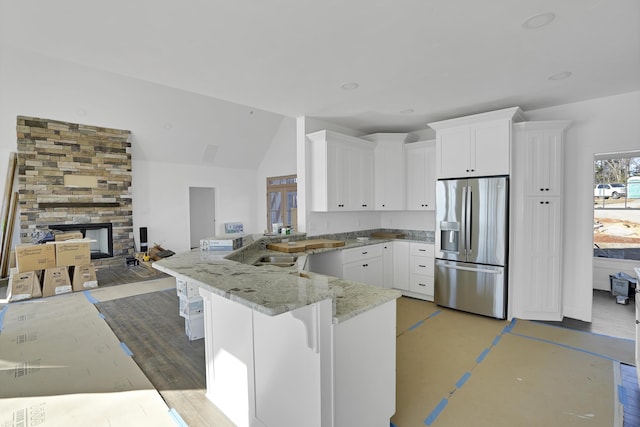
{"left": 434, "top": 176, "right": 508, "bottom": 319}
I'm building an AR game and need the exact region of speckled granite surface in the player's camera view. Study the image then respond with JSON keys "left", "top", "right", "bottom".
{"left": 154, "top": 229, "right": 433, "bottom": 323}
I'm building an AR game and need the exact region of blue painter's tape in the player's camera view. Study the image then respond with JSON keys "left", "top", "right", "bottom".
{"left": 476, "top": 348, "right": 490, "bottom": 363}
{"left": 83, "top": 290, "right": 99, "bottom": 305}
{"left": 98, "top": 313, "right": 105, "bottom": 319}
{"left": 0, "top": 305, "right": 8, "bottom": 331}
{"left": 424, "top": 398, "right": 448, "bottom": 426}
{"left": 492, "top": 334, "right": 502, "bottom": 347}
{"left": 508, "top": 331, "right": 620, "bottom": 362}
{"left": 119, "top": 342, "right": 133, "bottom": 357}
{"left": 408, "top": 320, "right": 424, "bottom": 331}
{"left": 502, "top": 318, "right": 517, "bottom": 333}
{"left": 168, "top": 408, "right": 188, "bottom": 427}
{"left": 390, "top": 422, "right": 398, "bottom": 427}
{"left": 529, "top": 320, "right": 635, "bottom": 343}
{"left": 455, "top": 372, "right": 471, "bottom": 389}
{"left": 618, "top": 384, "right": 627, "bottom": 406}
{"left": 427, "top": 310, "right": 442, "bottom": 319}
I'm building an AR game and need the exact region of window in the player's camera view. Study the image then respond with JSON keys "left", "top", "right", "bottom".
{"left": 593, "top": 152, "right": 640, "bottom": 260}
{"left": 267, "top": 175, "right": 297, "bottom": 233}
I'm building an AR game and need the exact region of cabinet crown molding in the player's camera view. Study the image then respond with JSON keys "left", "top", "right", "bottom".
{"left": 306, "top": 129, "right": 375, "bottom": 149}
{"left": 427, "top": 106, "right": 525, "bottom": 130}
{"left": 513, "top": 120, "right": 572, "bottom": 132}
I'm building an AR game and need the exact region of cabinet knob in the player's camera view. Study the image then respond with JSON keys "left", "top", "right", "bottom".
{"left": 362, "top": 204, "right": 367, "bottom": 207}
{"left": 419, "top": 264, "right": 426, "bottom": 268}
{"left": 382, "top": 204, "right": 385, "bottom": 207}
{"left": 539, "top": 201, "right": 544, "bottom": 204}
{"left": 540, "top": 188, "right": 544, "bottom": 191}
{"left": 545, "top": 201, "right": 550, "bottom": 204}
{"left": 363, "top": 264, "right": 368, "bottom": 267}
{"left": 418, "top": 283, "right": 426, "bottom": 287}
{"left": 546, "top": 188, "right": 550, "bottom": 191}
{"left": 362, "top": 251, "right": 368, "bottom": 255}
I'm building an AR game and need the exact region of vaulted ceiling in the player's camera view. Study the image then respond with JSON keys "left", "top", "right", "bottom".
{"left": 2, "top": 0, "right": 639, "bottom": 135}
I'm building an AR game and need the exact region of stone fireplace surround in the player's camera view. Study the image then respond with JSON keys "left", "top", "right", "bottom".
{"left": 16, "top": 116, "right": 134, "bottom": 264}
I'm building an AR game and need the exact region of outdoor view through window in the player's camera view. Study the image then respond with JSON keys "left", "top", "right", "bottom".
{"left": 593, "top": 152, "right": 640, "bottom": 260}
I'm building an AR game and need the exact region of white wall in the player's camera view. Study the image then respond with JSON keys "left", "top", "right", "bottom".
{"left": 525, "top": 91, "right": 640, "bottom": 321}
{"left": 256, "top": 117, "right": 297, "bottom": 233}
{"left": 133, "top": 160, "right": 256, "bottom": 252}
{"left": 0, "top": 44, "right": 271, "bottom": 254}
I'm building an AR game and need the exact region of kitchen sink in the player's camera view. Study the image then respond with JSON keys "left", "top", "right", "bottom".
{"left": 253, "top": 255, "right": 298, "bottom": 267}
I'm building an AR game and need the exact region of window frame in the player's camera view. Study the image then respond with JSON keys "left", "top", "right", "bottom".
{"left": 266, "top": 174, "right": 297, "bottom": 233}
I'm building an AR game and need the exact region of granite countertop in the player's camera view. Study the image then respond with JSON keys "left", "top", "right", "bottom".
{"left": 154, "top": 230, "right": 434, "bottom": 323}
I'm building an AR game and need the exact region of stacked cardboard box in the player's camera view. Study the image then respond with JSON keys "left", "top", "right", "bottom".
{"left": 176, "top": 278, "right": 204, "bottom": 340}
{"left": 8, "top": 239, "right": 98, "bottom": 302}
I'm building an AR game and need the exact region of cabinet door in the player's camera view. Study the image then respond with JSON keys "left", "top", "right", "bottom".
{"left": 352, "top": 146, "right": 374, "bottom": 210}
{"left": 393, "top": 241, "right": 410, "bottom": 291}
{"left": 361, "top": 256, "right": 384, "bottom": 287}
{"left": 327, "top": 141, "right": 351, "bottom": 211}
{"left": 374, "top": 139, "right": 405, "bottom": 210}
{"left": 437, "top": 127, "right": 470, "bottom": 179}
{"left": 522, "top": 130, "right": 563, "bottom": 196}
{"left": 405, "top": 140, "right": 435, "bottom": 210}
{"left": 471, "top": 119, "right": 510, "bottom": 177}
{"left": 382, "top": 243, "right": 394, "bottom": 289}
{"left": 517, "top": 196, "right": 562, "bottom": 320}
{"left": 343, "top": 258, "right": 383, "bottom": 287}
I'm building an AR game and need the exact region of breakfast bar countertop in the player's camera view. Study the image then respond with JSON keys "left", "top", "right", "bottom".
{"left": 153, "top": 242, "right": 402, "bottom": 324}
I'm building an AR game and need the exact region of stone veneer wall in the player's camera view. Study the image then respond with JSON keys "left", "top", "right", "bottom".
{"left": 16, "top": 116, "right": 134, "bottom": 258}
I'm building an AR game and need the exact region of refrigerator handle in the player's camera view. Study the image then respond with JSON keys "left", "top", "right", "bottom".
{"left": 466, "top": 186, "right": 472, "bottom": 255}
{"left": 461, "top": 185, "right": 467, "bottom": 254}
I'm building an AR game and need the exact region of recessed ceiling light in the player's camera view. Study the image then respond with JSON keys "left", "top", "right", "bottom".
{"left": 522, "top": 12, "right": 555, "bottom": 29}
{"left": 400, "top": 109, "right": 414, "bottom": 114}
{"left": 548, "top": 71, "right": 572, "bottom": 80}
{"left": 340, "top": 82, "right": 359, "bottom": 90}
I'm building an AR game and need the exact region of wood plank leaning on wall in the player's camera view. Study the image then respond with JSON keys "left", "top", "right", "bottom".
{"left": 1, "top": 153, "right": 18, "bottom": 278}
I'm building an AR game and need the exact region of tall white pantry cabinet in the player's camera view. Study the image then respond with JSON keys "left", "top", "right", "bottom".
{"left": 510, "top": 121, "right": 571, "bottom": 321}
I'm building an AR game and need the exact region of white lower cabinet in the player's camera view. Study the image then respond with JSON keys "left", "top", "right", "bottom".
{"left": 407, "top": 243, "right": 435, "bottom": 301}
{"left": 392, "top": 241, "right": 410, "bottom": 291}
{"left": 342, "top": 244, "right": 384, "bottom": 288}
{"left": 199, "top": 286, "right": 396, "bottom": 427}
{"left": 389, "top": 241, "right": 434, "bottom": 300}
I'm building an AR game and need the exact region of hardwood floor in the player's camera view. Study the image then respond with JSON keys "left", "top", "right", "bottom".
{"left": 542, "top": 289, "right": 636, "bottom": 340}
{"left": 95, "top": 289, "right": 234, "bottom": 427}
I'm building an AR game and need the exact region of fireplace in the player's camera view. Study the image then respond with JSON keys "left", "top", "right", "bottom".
{"left": 48, "top": 223, "right": 114, "bottom": 259}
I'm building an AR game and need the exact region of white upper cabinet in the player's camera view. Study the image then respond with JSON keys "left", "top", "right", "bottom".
{"left": 405, "top": 140, "right": 436, "bottom": 211}
{"left": 307, "top": 130, "right": 375, "bottom": 212}
{"left": 362, "top": 133, "right": 407, "bottom": 211}
{"left": 429, "top": 107, "right": 525, "bottom": 179}
{"left": 515, "top": 122, "right": 565, "bottom": 196}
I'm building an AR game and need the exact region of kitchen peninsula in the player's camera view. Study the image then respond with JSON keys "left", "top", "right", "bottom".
{"left": 153, "top": 236, "right": 402, "bottom": 427}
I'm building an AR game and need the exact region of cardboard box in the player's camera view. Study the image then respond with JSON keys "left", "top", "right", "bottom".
{"left": 15, "top": 244, "right": 56, "bottom": 272}
{"left": 185, "top": 313, "right": 205, "bottom": 341}
{"left": 55, "top": 240, "right": 91, "bottom": 267}
{"left": 6, "top": 270, "right": 42, "bottom": 302}
{"left": 179, "top": 296, "right": 204, "bottom": 318}
{"left": 610, "top": 272, "right": 637, "bottom": 297}
{"left": 72, "top": 264, "right": 98, "bottom": 292}
{"left": 55, "top": 231, "right": 84, "bottom": 241}
{"left": 42, "top": 266, "right": 72, "bottom": 297}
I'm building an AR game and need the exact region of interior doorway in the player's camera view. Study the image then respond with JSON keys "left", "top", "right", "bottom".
{"left": 189, "top": 187, "right": 216, "bottom": 249}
